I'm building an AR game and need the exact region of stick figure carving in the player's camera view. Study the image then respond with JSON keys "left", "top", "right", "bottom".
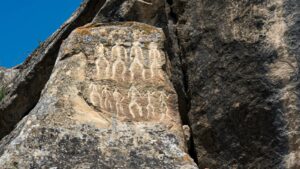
{"left": 146, "top": 91, "right": 155, "bottom": 118}
{"left": 89, "top": 83, "right": 101, "bottom": 107}
{"left": 101, "top": 85, "right": 112, "bottom": 111}
{"left": 113, "top": 88, "right": 124, "bottom": 116}
{"left": 112, "top": 41, "right": 127, "bottom": 81}
{"left": 158, "top": 91, "right": 170, "bottom": 121}
{"left": 129, "top": 41, "right": 145, "bottom": 81}
{"left": 149, "top": 42, "right": 165, "bottom": 79}
{"left": 128, "top": 86, "right": 143, "bottom": 118}
{"left": 95, "top": 44, "right": 110, "bottom": 79}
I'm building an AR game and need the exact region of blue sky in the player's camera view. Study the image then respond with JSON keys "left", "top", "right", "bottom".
{"left": 0, "top": 0, "right": 82, "bottom": 68}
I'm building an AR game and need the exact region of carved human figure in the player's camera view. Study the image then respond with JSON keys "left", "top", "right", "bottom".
{"left": 112, "top": 41, "right": 127, "bottom": 81}
{"left": 149, "top": 42, "right": 165, "bottom": 79}
{"left": 129, "top": 41, "right": 145, "bottom": 80}
{"left": 146, "top": 91, "right": 155, "bottom": 118}
{"left": 101, "top": 85, "right": 112, "bottom": 111}
{"left": 89, "top": 83, "right": 101, "bottom": 107}
{"left": 128, "top": 86, "right": 143, "bottom": 118}
{"left": 158, "top": 91, "right": 170, "bottom": 121}
{"left": 113, "top": 88, "right": 124, "bottom": 116}
{"left": 95, "top": 44, "right": 110, "bottom": 79}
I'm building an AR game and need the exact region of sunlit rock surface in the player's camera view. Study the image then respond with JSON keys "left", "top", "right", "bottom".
{"left": 0, "top": 0, "right": 299, "bottom": 168}
{"left": 0, "top": 0, "right": 106, "bottom": 139}
{"left": 0, "top": 22, "right": 197, "bottom": 169}
{"left": 0, "top": 67, "right": 19, "bottom": 89}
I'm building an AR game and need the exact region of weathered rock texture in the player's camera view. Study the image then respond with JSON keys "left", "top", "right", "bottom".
{"left": 0, "top": 22, "right": 197, "bottom": 168}
{"left": 169, "top": 0, "right": 300, "bottom": 168}
{"left": 0, "top": 67, "right": 19, "bottom": 89}
{"left": 0, "top": 0, "right": 169, "bottom": 140}
{"left": 1, "top": 0, "right": 300, "bottom": 168}
{"left": 0, "top": 0, "right": 106, "bottom": 138}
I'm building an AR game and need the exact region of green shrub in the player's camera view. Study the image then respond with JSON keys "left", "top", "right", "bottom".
{"left": 0, "top": 87, "right": 5, "bottom": 102}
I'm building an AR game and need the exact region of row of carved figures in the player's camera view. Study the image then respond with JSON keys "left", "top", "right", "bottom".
{"left": 89, "top": 84, "right": 171, "bottom": 121}
{"left": 95, "top": 41, "right": 165, "bottom": 81}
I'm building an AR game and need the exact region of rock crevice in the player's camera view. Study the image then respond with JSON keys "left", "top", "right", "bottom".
{"left": 0, "top": 0, "right": 299, "bottom": 168}
{"left": 0, "top": 22, "right": 198, "bottom": 169}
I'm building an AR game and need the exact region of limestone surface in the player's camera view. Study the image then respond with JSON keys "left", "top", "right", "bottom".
{"left": 0, "top": 22, "right": 198, "bottom": 169}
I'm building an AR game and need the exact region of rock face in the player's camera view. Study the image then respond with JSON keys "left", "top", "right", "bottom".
{"left": 0, "top": 67, "right": 19, "bottom": 89}
{"left": 0, "top": 22, "right": 197, "bottom": 168}
{"left": 0, "top": 0, "right": 106, "bottom": 139}
{"left": 169, "top": 0, "right": 300, "bottom": 168}
{"left": 0, "top": 0, "right": 299, "bottom": 168}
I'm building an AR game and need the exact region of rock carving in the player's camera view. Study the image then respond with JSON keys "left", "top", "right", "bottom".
{"left": 158, "top": 91, "right": 170, "bottom": 121}
{"left": 146, "top": 91, "right": 156, "bottom": 118}
{"left": 101, "top": 85, "right": 112, "bottom": 111}
{"left": 149, "top": 42, "right": 164, "bottom": 79}
{"left": 89, "top": 83, "right": 101, "bottom": 107}
{"left": 96, "top": 44, "right": 110, "bottom": 79}
{"left": 128, "top": 86, "right": 143, "bottom": 118}
{"left": 112, "top": 41, "right": 127, "bottom": 81}
{"left": 113, "top": 88, "right": 125, "bottom": 116}
{"left": 129, "top": 41, "right": 146, "bottom": 81}
{"left": 0, "top": 20, "right": 198, "bottom": 169}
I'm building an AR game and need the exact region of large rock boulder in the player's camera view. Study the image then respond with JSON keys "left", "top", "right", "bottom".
{"left": 169, "top": 0, "right": 300, "bottom": 168}
{"left": 0, "top": 0, "right": 106, "bottom": 139}
{"left": 0, "top": 0, "right": 169, "bottom": 141}
{"left": 0, "top": 22, "right": 197, "bottom": 169}
{"left": 0, "top": 0, "right": 299, "bottom": 168}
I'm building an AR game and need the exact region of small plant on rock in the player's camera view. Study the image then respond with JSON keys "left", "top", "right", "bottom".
{"left": 0, "top": 86, "right": 5, "bottom": 102}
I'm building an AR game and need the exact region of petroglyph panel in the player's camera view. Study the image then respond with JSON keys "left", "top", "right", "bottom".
{"left": 85, "top": 83, "right": 176, "bottom": 122}
{"left": 91, "top": 41, "right": 166, "bottom": 83}
{"left": 0, "top": 23, "right": 198, "bottom": 169}
{"left": 70, "top": 23, "right": 181, "bottom": 124}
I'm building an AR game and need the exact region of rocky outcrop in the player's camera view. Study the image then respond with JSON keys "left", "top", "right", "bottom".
{"left": 0, "top": 67, "right": 19, "bottom": 89}
{"left": 169, "top": 0, "right": 300, "bottom": 168}
{"left": 0, "top": 0, "right": 106, "bottom": 138}
{"left": 0, "top": 0, "right": 169, "bottom": 141}
{"left": 0, "top": 0, "right": 299, "bottom": 168}
{"left": 0, "top": 22, "right": 197, "bottom": 168}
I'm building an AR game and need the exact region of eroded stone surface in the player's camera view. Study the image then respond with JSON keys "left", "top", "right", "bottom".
{"left": 168, "top": 0, "right": 300, "bottom": 168}
{"left": 0, "top": 67, "right": 19, "bottom": 89}
{"left": 0, "top": 22, "right": 197, "bottom": 169}
{"left": 0, "top": 0, "right": 106, "bottom": 139}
